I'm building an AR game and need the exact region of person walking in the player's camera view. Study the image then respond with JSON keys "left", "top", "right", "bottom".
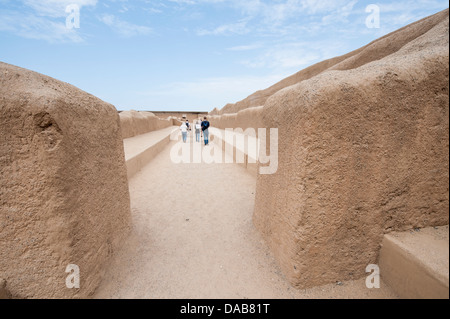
{"left": 180, "top": 121, "right": 188, "bottom": 143}
{"left": 195, "top": 121, "right": 202, "bottom": 143}
{"left": 201, "top": 117, "right": 210, "bottom": 146}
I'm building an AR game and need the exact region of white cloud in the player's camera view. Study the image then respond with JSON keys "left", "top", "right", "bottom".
{"left": 378, "top": 0, "right": 448, "bottom": 28}
{"left": 231, "top": 0, "right": 360, "bottom": 23}
{"left": 0, "top": 0, "right": 97, "bottom": 42}
{"left": 99, "top": 14, "right": 153, "bottom": 37}
{"left": 379, "top": 0, "right": 448, "bottom": 13}
{"left": 0, "top": 11, "right": 84, "bottom": 42}
{"left": 242, "top": 43, "right": 321, "bottom": 70}
{"left": 321, "top": 0, "right": 358, "bottom": 25}
{"left": 24, "top": 0, "right": 98, "bottom": 17}
{"left": 299, "top": 0, "right": 355, "bottom": 14}
{"left": 144, "top": 7, "right": 163, "bottom": 14}
{"left": 167, "top": 0, "right": 197, "bottom": 4}
{"left": 227, "top": 43, "right": 263, "bottom": 51}
{"left": 197, "top": 19, "right": 250, "bottom": 36}
{"left": 193, "top": 0, "right": 364, "bottom": 37}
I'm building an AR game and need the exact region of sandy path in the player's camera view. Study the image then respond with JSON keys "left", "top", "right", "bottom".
{"left": 94, "top": 135, "right": 397, "bottom": 299}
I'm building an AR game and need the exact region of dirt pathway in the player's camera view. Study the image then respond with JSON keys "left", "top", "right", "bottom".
{"left": 94, "top": 136, "right": 397, "bottom": 299}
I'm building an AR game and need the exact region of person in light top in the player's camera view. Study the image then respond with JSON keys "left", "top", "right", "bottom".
{"left": 195, "top": 121, "right": 202, "bottom": 143}
{"left": 180, "top": 122, "right": 188, "bottom": 143}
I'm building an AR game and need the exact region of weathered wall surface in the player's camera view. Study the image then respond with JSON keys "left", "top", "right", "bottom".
{"left": 253, "top": 11, "right": 449, "bottom": 289}
{"left": 0, "top": 279, "right": 11, "bottom": 299}
{"left": 0, "top": 62, "right": 131, "bottom": 298}
{"left": 209, "top": 106, "right": 264, "bottom": 133}
{"left": 120, "top": 111, "right": 173, "bottom": 139}
{"left": 215, "top": 9, "right": 450, "bottom": 116}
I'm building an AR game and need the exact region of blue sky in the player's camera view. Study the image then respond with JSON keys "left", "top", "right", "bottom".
{"left": 0, "top": 0, "right": 448, "bottom": 111}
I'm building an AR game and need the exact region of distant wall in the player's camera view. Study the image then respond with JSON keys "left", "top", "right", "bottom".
{"left": 0, "top": 62, "right": 131, "bottom": 298}
{"left": 209, "top": 106, "right": 264, "bottom": 133}
{"left": 151, "top": 111, "right": 208, "bottom": 123}
{"left": 120, "top": 111, "right": 173, "bottom": 139}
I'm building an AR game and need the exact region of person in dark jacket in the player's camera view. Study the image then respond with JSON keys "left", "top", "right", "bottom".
{"left": 201, "top": 117, "right": 210, "bottom": 146}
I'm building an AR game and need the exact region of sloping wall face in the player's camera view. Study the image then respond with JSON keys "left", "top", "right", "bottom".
{"left": 209, "top": 106, "right": 264, "bottom": 133}
{"left": 253, "top": 15, "right": 449, "bottom": 288}
{"left": 0, "top": 62, "right": 131, "bottom": 298}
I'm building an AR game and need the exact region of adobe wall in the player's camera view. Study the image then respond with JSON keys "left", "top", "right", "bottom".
{"left": 119, "top": 110, "right": 173, "bottom": 139}
{"left": 0, "top": 62, "right": 131, "bottom": 298}
{"left": 209, "top": 106, "right": 264, "bottom": 133}
{"left": 151, "top": 111, "right": 208, "bottom": 123}
{"left": 253, "top": 14, "right": 449, "bottom": 289}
